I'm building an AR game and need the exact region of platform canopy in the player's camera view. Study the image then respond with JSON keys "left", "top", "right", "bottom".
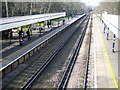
{"left": 102, "top": 13, "right": 120, "bottom": 39}
{"left": 0, "top": 12, "right": 66, "bottom": 31}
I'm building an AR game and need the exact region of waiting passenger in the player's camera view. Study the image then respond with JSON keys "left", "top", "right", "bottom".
{"left": 19, "top": 29, "right": 24, "bottom": 46}
{"left": 26, "top": 29, "right": 31, "bottom": 40}
{"left": 47, "top": 21, "right": 50, "bottom": 28}
{"left": 58, "top": 21, "right": 60, "bottom": 27}
{"left": 49, "top": 21, "right": 52, "bottom": 30}
{"left": 39, "top": 27, "right": 44, "bottom": 36}
{"left": 63, "top": 19, "right": 65, "bottom": 25}
{"left": 19, "top": 29, "right": 24, "bottom": 40}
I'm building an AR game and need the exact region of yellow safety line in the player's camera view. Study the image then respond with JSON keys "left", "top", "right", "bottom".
{"left": 0, "top": 34, "right": 46, "bottom": 62}
{"left": 0, "top": 20, "right": 67, "bottom": 62}
{"left": 96, "top": 19, "right": 118, "bottom": 89}
{"left": 0, "top": 16, "right": 79, "bottom": 62}
{"left": 0, "top": 23, "right": 66, "bottom": 62}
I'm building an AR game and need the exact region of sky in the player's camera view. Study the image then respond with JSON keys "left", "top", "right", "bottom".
{"left": 80, "top": 0, "right": 102, "bottom": 7}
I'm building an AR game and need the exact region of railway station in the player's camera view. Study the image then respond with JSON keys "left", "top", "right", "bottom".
{"left": 0, "top": 1, "right": 119, "bottom": 89}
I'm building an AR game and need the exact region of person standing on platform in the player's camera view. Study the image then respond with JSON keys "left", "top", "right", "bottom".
{"left": 58, "top": 20, "right": 60, "bottom": 27}
{"left": 26, "top": 29, "right": 31, "bottom": 40}
{"left": 39, "top": 27, "right": 43, "bottom": 36}
{"left": 62, "top": 19, "right": 65, "bottom": 25}
{"left": 19, "top": 29, "right": 24, "bottom": 40}
{"left": 49, "top": 21, "right": 52, "bottom": 30}
{"left": 47, "top": 21, "right": 50, "bottom": 28}
{"left": 19, "top": 29, "right": 24, "bottom": 46}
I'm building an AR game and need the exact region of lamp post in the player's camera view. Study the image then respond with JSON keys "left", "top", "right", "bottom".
{"left": 112, "top": 34, "right": 116, "bottom": 53}
{"left": 8, "top": 32, "right": 11, "bottom": 44}
{"left": 8, "top": 30, "right": 12, "bottom": 44}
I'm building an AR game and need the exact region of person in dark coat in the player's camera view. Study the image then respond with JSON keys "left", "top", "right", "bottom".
{"left": 39, "top": 27, "right": 44, "bottom": 36}
{"left": 47, "top": 21, "right": 50, "bottom": 28}
{"left": 19, "top": 29, "right": 24, "bottom": 46}
{"left": 19, "top": 29, "right": 24, "bottom": 40}
{"left": 62, "top": 19, "right": 65, "bottom": 25}
{"left": 26, "top": 29, "right": 31, "bottom": 40}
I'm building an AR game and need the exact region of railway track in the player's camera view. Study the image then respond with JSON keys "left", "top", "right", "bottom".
{"left": 3, "top": 15, "right": 87, "bottom": 89}
{"left": 1, "top": 15, "right": 85, "bottom": 78}
{"left": 30, "top": 16, "right": 90, "bottom": 89}
{"left": 83, "top": 16, "right": 92, "bottom": 89}
{"left": 60, "top": 16, "right": 92, "bottom": 89}
{"left": 57, "top": 16, "right": 92, "bottom": 89}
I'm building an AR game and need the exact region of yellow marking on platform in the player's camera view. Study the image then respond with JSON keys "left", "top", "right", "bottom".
{"left": 96, "top": 20, "right": 118, "bottom": 89}
{"left": 1, "top": 21, "right": 66, "bottom": 62}
{"left": 0, "top": 58, "right": 5, "bottom": 61}
{"left": 0, "top": 36, "right": 44, "bottom": 62}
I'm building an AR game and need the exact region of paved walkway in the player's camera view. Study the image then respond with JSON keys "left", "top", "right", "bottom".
{"left": 92, "top": 14, "right": 118, "bottom": 88}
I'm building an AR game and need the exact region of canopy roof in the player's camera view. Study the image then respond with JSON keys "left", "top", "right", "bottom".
{"left": 102, "top": 13, "right": 120, "bottom": 39}
{"left": 0, "top": 12, "right": 66, "bottom": 31}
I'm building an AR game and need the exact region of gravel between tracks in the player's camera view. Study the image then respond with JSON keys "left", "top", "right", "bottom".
{"left": 66, "top": 17, "right": 94, "bottom": 88}
{"left": 31, "top": 17, "right": 88, "bottom": 89}
{"left": 87, "top": 18, "right": 94, "bottom": 88}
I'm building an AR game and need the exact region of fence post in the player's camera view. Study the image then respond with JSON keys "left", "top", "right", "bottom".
{"left": 103, "top": 24, "right": 106, "bottom": 33}
{"left": 112, "top": 34, "right": 116, "bottom": 52}
{"left": 106, "top": 28, "right": 109, "bottom": 40}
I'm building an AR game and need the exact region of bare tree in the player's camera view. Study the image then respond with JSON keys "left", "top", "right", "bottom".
{"left": 2, "top": 2, "right": 87, "bottom": 17}
{"left": 94, "top": 2, "right": 119, "bottom": 15}
{"left": 5, "top": 0, "right": 8, "bottom": 17}
{"left": 30, "top": 1, "right": 33, "bottom": 15}
{"left": 47, "top": 2, "right": 51, "bottom": 13}
{"left": 39, "top": 2, "right": 45, "bottom": 13}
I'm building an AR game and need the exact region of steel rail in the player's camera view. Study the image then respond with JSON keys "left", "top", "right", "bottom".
{"left": 57, "top": 16, "right": 90, "bottom": 90}
{"left": 83, "top": 16, "right": 92, "bottom": 89}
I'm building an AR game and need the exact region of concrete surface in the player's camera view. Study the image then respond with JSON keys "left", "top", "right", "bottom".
{"left": 93, "top": 14, "right": 118, "bottom": 88}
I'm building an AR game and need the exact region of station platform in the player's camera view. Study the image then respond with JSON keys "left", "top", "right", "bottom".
{"left": 1, "top": 19, "right": 66, "bottom": 53}
{"left": 0, "top": 20, "right": 66, "bottom": 62}
{"left": 0, "top": 15, "right": 83, "bottom": 70}
{"left": 92, "top": 14, "right": 119, "bottom": 88}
